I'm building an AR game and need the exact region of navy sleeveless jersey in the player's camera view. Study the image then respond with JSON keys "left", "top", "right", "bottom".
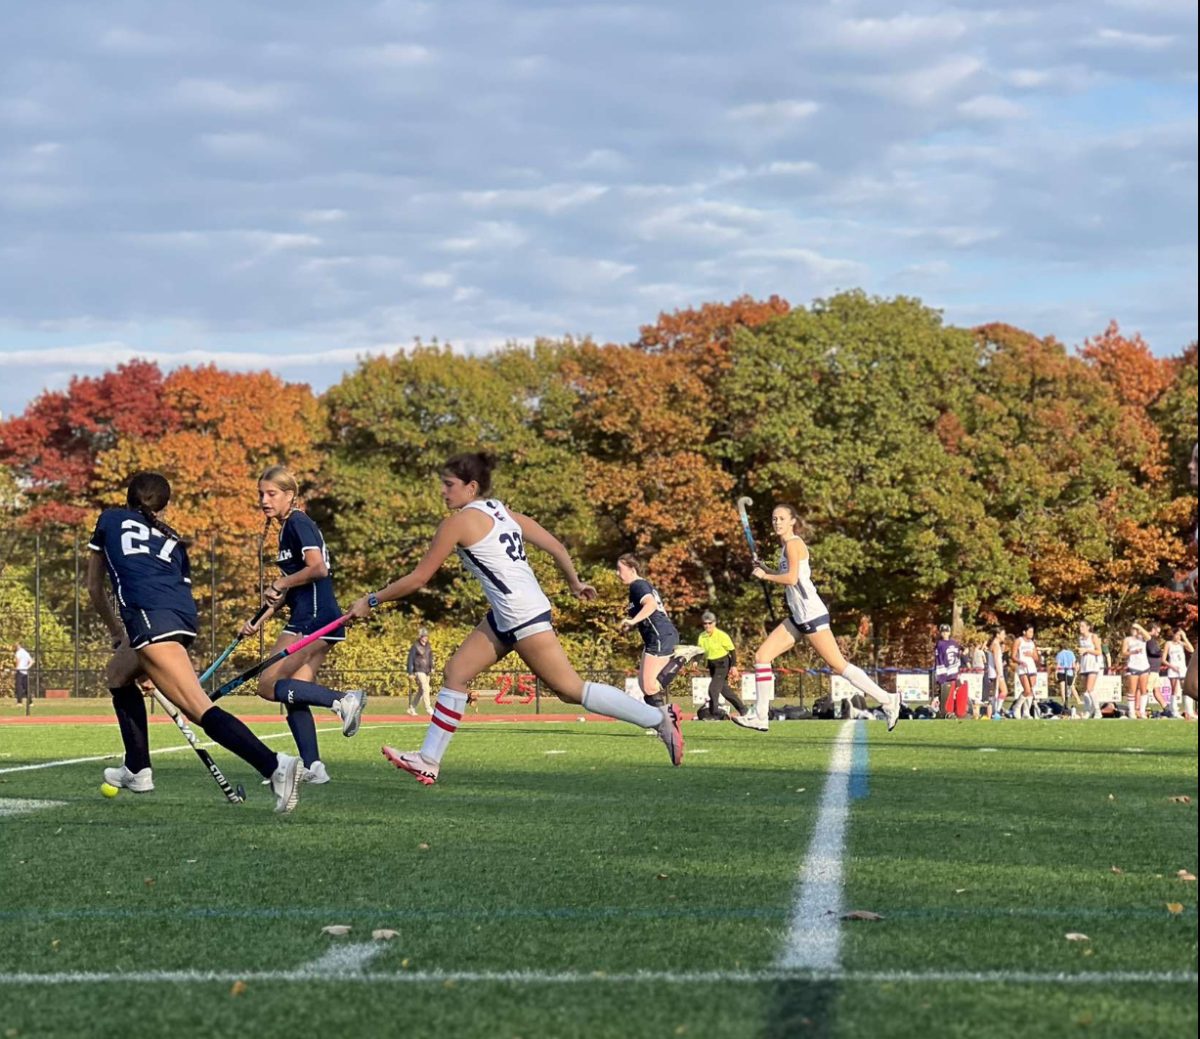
{"left": 627, "top": 578, "right": 678, "bottom": 645}
{"left": 276, "top": 510, "right": 340, "bottom": 619}
{"left": 88, "top": 508, "right": 198, "bottom": 617}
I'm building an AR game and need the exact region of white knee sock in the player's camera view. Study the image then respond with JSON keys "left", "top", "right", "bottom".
{"left": 582, "top": 682, "right": 662, "bottom": 728}
{"left": 840, "top": 664, "right": 892, "bottom": 707}
{"left": 420, "top": 688, "right": 468, "bottom": 763}
{"left": 753, "top": 664, "right": 774, "bottom": 716}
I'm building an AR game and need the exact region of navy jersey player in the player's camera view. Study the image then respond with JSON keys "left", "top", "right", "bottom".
{"left": 616, "top": 554, "right": 702, "bottom": 705}
{"left": 238, "top": 465, "right": 365, "bottom": 783}
{"left": 344, "top": 451, "right": 684, "bottom": 785}
{"left": 734, "top": 502, "right": 901, "bottom": 733}
{"left": 86, "top": 471, "right": 305, "bottom": 812}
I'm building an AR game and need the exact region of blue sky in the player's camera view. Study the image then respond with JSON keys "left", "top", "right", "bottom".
{"left": 1, "top": 0, "right": 1196, "bottom": 418}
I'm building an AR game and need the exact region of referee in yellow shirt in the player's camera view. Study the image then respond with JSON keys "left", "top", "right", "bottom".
{"left": 698, "top": 611, "right": 747, "bottom": 718}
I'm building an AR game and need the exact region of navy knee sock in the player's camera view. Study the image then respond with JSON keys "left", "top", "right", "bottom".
{"left": 273, "top": 678, "right": 340, "bottom": 709}
{"left": 285, "top": 703, "right": 320, "bottom": 766}
{"left": 199, "top": 707, "right": 277, "bottom": 778}
{"left": 657, "top": 658, "right": 684, "bottom": 689}
{"left": 110, "top": 684, "right": 151, "bottom": 773}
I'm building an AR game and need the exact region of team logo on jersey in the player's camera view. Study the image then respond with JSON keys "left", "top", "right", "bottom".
{"left": 278, "top": 549, "right": 293, "bottom": 562}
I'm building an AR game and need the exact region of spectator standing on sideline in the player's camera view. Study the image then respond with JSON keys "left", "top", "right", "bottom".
{"left": 970, "top": 642, "right": 987, "bottom": 672}
{"left": 406, "top": 628, "right": 435, "bottom": 716}
{"left": 1165, "top": 630, "right": 1195, "bottom": 719}
{"left": 1055, "top": 645, "right": 1077, "bottom": 712}
{"left": 13, "top": 643, "right": 32, "bottom": 704}
{"left": 1144, "top": 624, "right": 1169, "bottom": 715}
{"left": 697, "top": 611, "right": 746, "bottom": 719}
{"left": 933, "top": 624, "right": 964, "bottom": 718}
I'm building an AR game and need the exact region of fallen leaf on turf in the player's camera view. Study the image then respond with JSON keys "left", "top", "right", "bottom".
{"left": 1177, "top": 871, "right": 1196, "bottom": 882}
{"left": 143, "top": 877, "right": 155, "bottom": 887}
{"left": 321, "top": 924, "right": 352, "bottom": 936}
{"left": 1107, "top": 794, "right": 1115, "bottom": 801}
{"left": 841, "top": 910, "right": 884, "bottom": 921}
{"left": 372, "top": 929, "right": 399, "bottom": 941}
{"left": 417, "top": 843, "right": 430, "bottom": 851}
{"left": 656, "top": 873, "right": 670, "bottom": 880}
{"left": 1110, "top": 866, "right": 1123, "bottom": 874}
{"left": 954, "top": 888, "right": 968, "bottom": 894}
{"left": 1064, "top": 933, "right": 1090, "bottom": 941}
{"left": 230, "top": 980, "right": 247, "bottom": 997}
{"left": 400, "top": 958, "right": 410, "bottom": 969}
{"left": 50, "top": 939, "right": 59, "bottom": 949}
{"left": 1168, "top": 795, "right": 1191, "bottom": 804}
{"left": 185, "top": 859, "right": 197, "bottom": 864}
{"left": 1077, "top": 1012, "right": 1094, "bottom": 1026}
{"left": 1082, "top": 948, "right": 1094, "bottom": 957}
{"left": 1165, "top": 903, "right": 1184, "bottom": 915}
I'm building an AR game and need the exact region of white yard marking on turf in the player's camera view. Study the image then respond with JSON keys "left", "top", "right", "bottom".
{"left": 978, "top": 747, "right": 999, "bottom": 752}
{"left": 0, "top": 968, "right": 1194, "bottom": 987}
{"left": 543, "top": 750, "right": 568, "bottom": 755}
{"left": 689, "top": 748, "right": 711, "bottom": 754}
{"left": 301, "top": 943, "right": 386, "bottom": 975}
{"left": 0, "top": 724, "right": 387, "bottom": 775}
{"left": 778, "top": 719, "right": 857, "bottom": 970}
{"left": 0, "top": 798, "right": 67, "bottom": 818}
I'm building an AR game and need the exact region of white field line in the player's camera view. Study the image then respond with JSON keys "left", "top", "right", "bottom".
{"left": 0, "top": 968, "right": 1194, "bottom": 987}
{"left": 0, "top": 724, "right": 386, "bottom": 775}
{"left": 0, "top": 799, "right": 67, "bottom": 817}
{"left": 301, "top": 943, "right": 386, "bottom": 975}
{"left": 777, "top": 719, "right": 856, "bottom": 970}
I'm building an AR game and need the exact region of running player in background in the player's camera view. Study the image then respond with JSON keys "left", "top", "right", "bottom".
{"left": 1120, "top": 622, "right": 1151, "bottom": 719}
{"left": 1012, "top": 625, "right": 1042, "bottom": 719}
{"left": 86, "top": 471, "right": 304, "bottom": 812}
{"left": 1078, "top": 621, "right": 1104, "bottom": 719}
{"left": 985, "top": 629, "right": 1009, "bottom": 720}
{"left": 616, "top": 555, "right": 703, "bottom": 707}
{"left": 349, "top": 452, "right": 684, "bottom": 785}
{"left": 732, "top": 503, "right": 900, "bottom": 733}
{"left": 238, "top": 466, "right": 365, "bottom": 785}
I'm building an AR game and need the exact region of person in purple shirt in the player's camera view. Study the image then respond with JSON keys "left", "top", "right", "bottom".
{"left": 934, "top": 624, "right": 966, "bottom": 718}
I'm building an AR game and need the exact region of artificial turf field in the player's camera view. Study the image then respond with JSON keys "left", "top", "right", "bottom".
{"left": 0, "top": 705, "right": 1196, "bottom": 1039}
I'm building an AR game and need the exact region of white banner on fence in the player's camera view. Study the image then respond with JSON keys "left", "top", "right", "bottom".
{"left": 830, "top": 674, "right": 854, "bottom": 702}
{"left": 691, "top": 677, "right": 710, "bottom": 707}
{"left": 896, "top": 672, "right": 930, "bottom": 703}
{"left": 963, "top": 672, "right": 984, "bottom": 702}
{"left": 1093, "top": 675, "right": 1122, "bottom": 704}
{"left": 741, "top": 672, "right": 773, "bottom": 702}
{"left": 624, "top": 678, "right": 641, "bottom": 699}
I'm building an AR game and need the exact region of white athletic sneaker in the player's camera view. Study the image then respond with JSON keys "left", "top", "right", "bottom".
{"left": 270, "top": 753, "right": 305, "bottom": 813}
{"left": 883, "top": 693, "right": 901, "bottom": 733}
{"left": 304, "top": 760, "right": 331, "bottom": 784}
{"left": 336, "top": 690, "right": 367, "bottom": 737}
{"left": 405, "top": 706, "right": 417, "bottom": 716}
{"left": 671, "top": 644, "right": 706, "bottom": 664}
{"left": 103, "top": 764, "right": 154, "bottom": 793}
{"left": 731, "top": 710, "right": 768, "bottom": 733}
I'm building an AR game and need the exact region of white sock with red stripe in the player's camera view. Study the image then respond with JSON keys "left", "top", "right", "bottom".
{"left": 581, "top": 682, "right": 663, "bottom": 728}
{"left": 753, "top": 664, "right": 774, "bottom": 716}
{"left": 420, "top": 689, "right": 468, "bottom": 763}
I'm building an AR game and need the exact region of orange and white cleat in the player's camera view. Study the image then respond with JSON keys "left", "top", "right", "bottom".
{"left": 381, "top": 746, "right": 439, "bottom": 785}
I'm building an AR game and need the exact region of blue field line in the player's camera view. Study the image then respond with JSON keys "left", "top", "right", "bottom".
{"left": 849, "top": 722, "right": 869, "bottom": 800}
{"left": 0, "top": 903, "right": 1194, "bottom": 926}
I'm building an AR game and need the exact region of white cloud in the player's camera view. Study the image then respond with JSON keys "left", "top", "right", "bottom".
{"left": 957, "top": 95, "right": 1027, "bottom": 120}
{"left": 1084, "top": 27, "right": 1177, "bottom": 49}
{"left": 458, "top": 184, "right": 609, "bottom": 214}
{"left": 172, "top": 79, "right": 293, "bottom": 114}
{"left": 728, "top": 99, "right": 819, "bottom": 122}
{"left": 826, "top": 13, "right": 969, "bottom": 51}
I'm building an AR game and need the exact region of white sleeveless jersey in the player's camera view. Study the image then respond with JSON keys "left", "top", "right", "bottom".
{"left": 1166, "top": 642, "right": 1187, "bottom": 678}
{"left": 1125, "top": 637, "right": 1148, "bottom": 672}
{"left": 778, "top": 536, "right": 828, "bottom": 625}
{"left": 1079, "top": 634, "right": 1101, "bottom": 674}
{"left": 986, "top": 643, "right": 1004, "bottom": 680}
{"left": 455, "top": 499, "right": 552, "bottom": 633}
{"left": 1014, "top": 637, "right": 1038, "bottom": 676}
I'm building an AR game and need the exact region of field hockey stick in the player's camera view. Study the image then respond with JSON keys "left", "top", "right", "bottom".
{"left": 210, "top": 612, "right": 351, "bottom": 702}
{"left": 150, "top": 689, "right": 246, "bottom": 804}
{"left": 736, "top": 495, "right": 777, "bottom": 623}
{"left": 198, "top": 603, "right": 273, "bottom": 688}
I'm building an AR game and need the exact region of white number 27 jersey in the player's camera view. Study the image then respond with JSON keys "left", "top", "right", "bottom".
{"left": 456, "top": 499, "right": 552, "bottom": 632}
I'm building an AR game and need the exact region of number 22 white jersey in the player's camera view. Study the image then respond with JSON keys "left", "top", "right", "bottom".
{"left": 456, "top": 499, "right": 552, "bottom": 633}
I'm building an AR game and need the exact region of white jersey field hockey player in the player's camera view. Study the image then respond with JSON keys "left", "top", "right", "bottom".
{"left": 346, "top": 451, "right": 684, "bottom": 785}
{"left": 733, "top": 502, "right": 900, "bottom": 733}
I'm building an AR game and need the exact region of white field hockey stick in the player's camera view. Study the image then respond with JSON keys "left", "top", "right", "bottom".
{"left": 150, "top": 689, "right": 246, "bottom": 804}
